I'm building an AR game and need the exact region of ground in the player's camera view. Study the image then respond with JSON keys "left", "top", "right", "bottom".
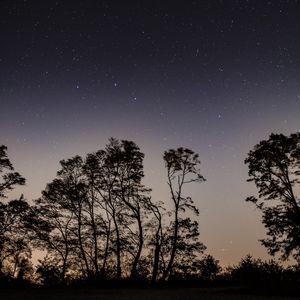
{"left": 0, "top": 288, "right": 297, "bottom": 300}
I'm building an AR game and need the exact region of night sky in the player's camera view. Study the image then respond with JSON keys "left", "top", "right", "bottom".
{"left": 1, "top": 0, "right": 300, "bottom": 265}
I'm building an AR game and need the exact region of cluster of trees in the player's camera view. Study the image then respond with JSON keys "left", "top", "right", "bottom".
{"left": 226, "top": 254, "right": 300, "bottom": 289}
{"left": 1, "top": 139, "right": 206, "bottom": 284}
{"left": 0, "top": 132, "right": 299, "bottom": 287}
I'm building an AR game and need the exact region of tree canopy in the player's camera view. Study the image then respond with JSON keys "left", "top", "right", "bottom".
{"left": 0, "top": 145, "right": 25, "bottom": 198}
{"left": 2, "top": 133, "right": 299, "bottom": 287}
{"left": 245, "top": 132, "right": 300, "bottom": 261}
{"left": 31, "top": 139, "right": 207, "bottom": 283}
{"left": 0, "top": 145, "right": 30, "bottom": 279}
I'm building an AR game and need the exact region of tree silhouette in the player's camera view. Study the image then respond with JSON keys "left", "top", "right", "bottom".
{"left": 146, "top": 200, "right": 164, "bottom": 284}
{"left": 33, "top": 139, "right": 157, "bottom": 281}
{"left": 0, "top": 197, "right": 33, "bottom": 279}
{"left": 0, "top": 146, "right": 27, "bottom": 279}
{"left": 229, "top": 255, "right": 284, "bottom": 289}
{"left": 35, "top": 156, "right": 93, "bottom": 279}
{"left": 3, "top": 139, "right": 300, "bottom": 288}
{"left": 24, "top": 141, "right": 210, "bottom": 284}
{"left": 35, "top": 256, "right": 64, "bottom": 286}
{"left": 0, "top": 145, "right": 25, "bottom": 198}
{"left": 198, "top": 254, "right": 221, "bottom": 281}
{"left": 83, "top": 145, "right": 122, "bottom": 278}
{"left": 161, "top": 148, "right": 206, "bottom": 281}
{"left": 245, "top": 132, "right": 300, "bottom": 261}
{"left": 33, "top": 186, "right": 76, "bottom": 281}
{"left": 84, "top": 139, "right": 153, "bottom": 280}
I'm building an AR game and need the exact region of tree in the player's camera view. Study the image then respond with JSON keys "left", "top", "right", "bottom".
{"left": 146, "top": 200, "right": 164, "bottom": 284}
{"left": 0, "top": 145, "right": 27, "bottom": 278}
{"left": 110, "top": 140, "right": 151, "bottom": 279}
{"left": 31, "top": 141, "right": 208, "bottom": 283}
{"left": 35, "top": 156, "right": 93, "bottom": 279}
{"left": 34, "top": 139, "right": 155, "bottom": 281}
{"left": 161, "top": 148, "right": 206, "bottom": 281}
{"left": 35, "top": 256, "right": 64, "bottom": 286}
{"left": 0, "top": 145, "right": 25, "bottom": 198}
{"left": 198, "top": 254, "right": 221, "bottom": 281}
{"left": 245, "top": 132, "right": 300, "bottom": 261}
{"left": 87, "top": 139, "right": 153, "bottom": 280}
{"left": 33, "top": 189, "right": 75, "bottom": 281}
{"left": 0, "top": 198, "right": 33, "bottom": 278}
{"left": 230, "top": 255, "right": 283, "bottom": 288}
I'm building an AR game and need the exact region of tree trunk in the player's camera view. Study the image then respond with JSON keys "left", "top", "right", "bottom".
{"left": 162, "top": 204, "right": 179, "bottom": 281}
{"left": 112, "top": 210, "right": 121, "bottom": 279}
{"left": 101, "top": 218, "right": 111, "bottom": 275}
{"left": 77, "top": 213, "right": 91, "bottom": 277}
{"left": 151, "top": 223, "right": 161, "bottom": 284}
{"left": 130, "top": 215, "right": 143, "bottom": 279}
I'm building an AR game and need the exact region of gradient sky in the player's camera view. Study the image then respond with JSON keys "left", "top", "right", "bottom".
{"left": 1, "top": 0, "right": 300, "bottom": 266}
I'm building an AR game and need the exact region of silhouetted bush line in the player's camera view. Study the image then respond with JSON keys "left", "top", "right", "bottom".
{"left": 1, "top": 254, "right": 299, "bottom": 295}
{"left": 219, "top": 255, "right": 300, "bottom": 296}
{"left": 0, "top": 133, "right": 299, "bottom": 293}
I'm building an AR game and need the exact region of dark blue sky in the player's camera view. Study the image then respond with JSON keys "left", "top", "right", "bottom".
{"left": 1, "top": 0, "right": 300, "bottom": 265}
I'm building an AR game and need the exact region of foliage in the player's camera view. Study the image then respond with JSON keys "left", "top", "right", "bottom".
{"left": 29, "top": 141, "right": 207, "bottom": 284}
{"left": 229, "top": 255, "right": 283, "bottom": 287}
{"left": 2, "top": 137, "right": 300, "bottom": 289}
{"left": 35, "top": 256, "right": 64, "bottom": 286}
{"left": 0, "top": 197, "right": 34, "bottom": 280}
{"left": 245, "top": 133, "right": 300, "bottom": 261}
{"left": 161, "top": 147, "right": 206, "bottom": 281}
{"left": 32, "top": 139, "right": 158, "bottom": 281}
{"left": 0, "top": 145, "right": 30, "bottom": 280}
{"left": 0, "top": 145, "right": 25, "bottom": 198}
{"left": 198, "top": 254, "right": 221, "bottom": 281}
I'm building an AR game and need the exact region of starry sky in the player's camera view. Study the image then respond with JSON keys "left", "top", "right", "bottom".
{"left": 1, "top": 0, "right": 300, "bottom": 266}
